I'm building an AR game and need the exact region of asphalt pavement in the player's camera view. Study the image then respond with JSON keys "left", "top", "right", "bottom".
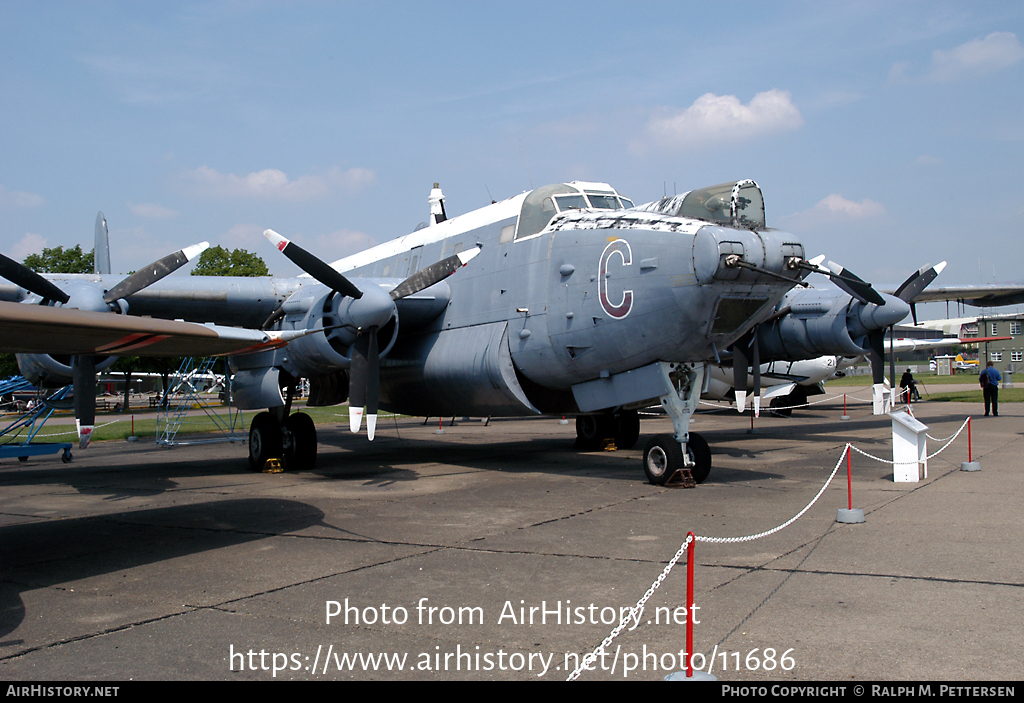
{"left": 0, "top": 393, "right": 1020, "bottom": 681}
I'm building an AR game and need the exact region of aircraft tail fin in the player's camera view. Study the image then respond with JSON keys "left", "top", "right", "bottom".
{"left": 94, "top": 212, "right": 111, "bottom": 275}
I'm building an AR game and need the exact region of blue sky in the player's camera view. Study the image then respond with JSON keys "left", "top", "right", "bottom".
{"left": 1, "top": 1, "right": 1022, "bottom": 317}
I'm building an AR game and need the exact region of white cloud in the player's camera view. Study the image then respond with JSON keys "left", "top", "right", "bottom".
{"left": 809, "top": 194, "right": 886, "bottom": 219}
{"left": 129, "top": 202, "right": 179, "bottom": 219}
{"left": 778, "top": 194, "right": 886, "bottom": 233}
{"left": 0, "top": 185, "right": 44, "bottom": 209}
{"left": 11, "top": 232, "right": 47, "bottom": 260}
{"left": 180, "top": 166, "right": 375, "bottom": 201}
{"left": 645, "top": 89, "right": 803, "bottom": 150}
{"left": 927, "top": 32, "right": 1024, "bottom": 82}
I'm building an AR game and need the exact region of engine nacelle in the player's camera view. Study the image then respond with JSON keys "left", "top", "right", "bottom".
{"left": 16, "top": 353, "right": 117, "bottom": 388}
{"left": 275, "top": 286, "right": 400, "bottom": 378}
{"left": 229, "top": 280, "right": 452, "bottom": 409}
{"left": 757, "top": 288, "right": 911, "bottom": 361}
{"left": 757, "top": 291, "right": 868, "bottom": 360}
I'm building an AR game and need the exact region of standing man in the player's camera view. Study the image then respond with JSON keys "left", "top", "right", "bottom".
{"left": 980, "top": 361, "right": 1002, "bottom": 417}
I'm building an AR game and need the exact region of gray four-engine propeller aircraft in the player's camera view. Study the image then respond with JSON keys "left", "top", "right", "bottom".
{"left": 0, "top": 179, "right": 926, "bottom": 485}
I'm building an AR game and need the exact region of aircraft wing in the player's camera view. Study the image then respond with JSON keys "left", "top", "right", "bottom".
{"left": 887, "top": 335, "right": 1011, "bottom": 353}
{"left": 887, "top": 284, "right": 1024, "bottom": 308}
{"left": 0, "top": 301, "right": 302, "bottom": 357}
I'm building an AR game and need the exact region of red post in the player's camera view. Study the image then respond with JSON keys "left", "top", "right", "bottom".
{"left": 847, "top": 444, "right": 853, "bottom": 510}
{"left": 686, "top": 531, "right": 696, "bottom": 678}
{"left": 132, "top": 415, "right": 135, "bottom": 436}
{"left": 968, "top": 417, "right": 973, "bottom": 463}
{"left": 843, "top": 393, "right": 847, "bottom": 416}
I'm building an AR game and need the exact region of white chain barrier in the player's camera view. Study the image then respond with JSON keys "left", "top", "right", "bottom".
{"left": 570, "top": 410, "right": 975, "bottom": 680}
{"left": 849, "top": 416, "right": 971, "bottom": 464}
{"left": 567, "top": 447, "right": 850, "bottom": 680}
{"left": 566, "top": 534, "right": 695, "bottom": 680}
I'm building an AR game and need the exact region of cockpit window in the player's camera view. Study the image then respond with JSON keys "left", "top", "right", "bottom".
{"left": 619, "top": 197, "right": 635, "bottom": 209}
{"left": 516, "top": 184, "right": 578, "bottom": 239}
{"left": 585, "top": 193, "right": 621, "bottom": 210}
{"left": 515, "top": 183, "right": 634, "bottom": 240}
{"left": 554, "top": 194, "right": 588, "bottom": 211}
{"left": 676, "top": 180, "right": 765, "bottom": 228}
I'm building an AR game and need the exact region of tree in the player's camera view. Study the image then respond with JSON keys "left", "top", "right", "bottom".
{"left": 190, "top": 246, "right": 269, "bottom": 277}
{"left": 23, "top": 245, "right": 94, "bottom": 274}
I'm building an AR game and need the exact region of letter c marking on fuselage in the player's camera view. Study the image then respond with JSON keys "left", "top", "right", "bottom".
{"left": 599, "top": 239, "right": 633, "bottom": 319}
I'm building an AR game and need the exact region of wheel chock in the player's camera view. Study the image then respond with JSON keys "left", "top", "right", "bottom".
{"left": 601, "top": 438, "right": 618, "bottom": 451}
{"left": 665, "top": 468, "right": 696, "bottom": 488}
{"left": 262, "top": 458, "right": 284, "bottom": 474}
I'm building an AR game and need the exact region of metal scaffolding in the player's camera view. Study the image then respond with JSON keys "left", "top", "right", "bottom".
{"left": 156, "top": 357, "right": 244, "bottom": 446}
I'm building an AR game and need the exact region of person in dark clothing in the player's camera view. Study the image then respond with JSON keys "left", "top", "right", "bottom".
{"left": 899, "top": 369, "right": 919, "bottom": 403}
{"left": 980, "top": 361, "right": 1001, "bottom": 416}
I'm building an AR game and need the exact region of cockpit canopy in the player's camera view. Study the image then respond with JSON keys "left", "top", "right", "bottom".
{"left": 637, "top": 180, "right": 766, "bottom": 229}
{"left": 515, "top": 181, "right": 635, "bottom": 240}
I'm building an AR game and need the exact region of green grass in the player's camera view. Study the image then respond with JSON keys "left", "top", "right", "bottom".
{"left": 827, "top": 371, "right": 980, "bottom": 387}
{"left": 6, "top": 401, "right": 366, "bottom": 445}
{"left": 923, "top": 388, "right": 1024, "bottom": 403}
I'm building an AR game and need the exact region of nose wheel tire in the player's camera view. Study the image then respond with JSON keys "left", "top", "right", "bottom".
{"left": 685, "top": 432, "right": 711, "bottom": 484}
{"left": 643, "top": 435, "right": 684, "bottom": 485}
{"left": 642, "top": 432, "right": 711, "bottom": 485}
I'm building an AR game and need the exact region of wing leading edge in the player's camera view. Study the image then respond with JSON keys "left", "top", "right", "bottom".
{"left": 0, "top": 301, "right": 304, "bottom": 357}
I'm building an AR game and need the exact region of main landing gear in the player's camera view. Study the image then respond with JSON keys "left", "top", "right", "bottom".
{"left": 574, "top": 410, "right": 641, "bottom": 450}
{"left": 248, "top": 381, "right": 317, "bottom": 471}
{"left": 249, "top": 410, "right": 318, "bottom": 471}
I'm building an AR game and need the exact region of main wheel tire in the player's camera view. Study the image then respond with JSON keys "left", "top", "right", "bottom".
{"left": 249, "top": 412, "right": 283, "bottom": 471}
{"left": 283, "top": 412, "right": 317, "bottom": 471}
{"left": 769, "top": 396, "right": 793, "bottom": 418}
{"left": 642, "top": 434, "right": 684, "bottom": 486}
{"left": 685, "top": 432, "right": 712, "bottom": 484}
{"left": 576, "top": 414, "right": 612, "bottom": 450}
{"left": 613, "top": 410, "right": 641, "bottom": 450}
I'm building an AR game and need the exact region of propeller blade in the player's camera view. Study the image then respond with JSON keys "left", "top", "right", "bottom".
{"left": 366, "top": 326, "right": 379, "bottom": 441}
{"left": 889, "top": 325, "right": 896, "bottom": 392}
{"left": 732, "top": 336, "right": 749, "bottom": 413}
{"left": 825, "top": 261, "right": 886, "bottom": 306}
{"left": 348, "top": 326, "right": 380, "bottom": 439}
{"left": 868, "top": 329, "right": 886, "bottom": 385}
{"left": 389, "top": 246, "right": 481, "bottom": 300}
{"left": 751, "top": 331, "right": 761, "bottom": 418}
{"left": 103, "top": 242, "right": 209, "bottom": 303}
{"left": 349, "top": 332, "right": 367, "bottom": 433}
{"left": 0, "top": 253, "right": 70, "bottom": 304}
{"left": 893, "top": 262, "right": 947, "bottom": 303}
{"left": 264, "top": 229, "right": 364, "bottom": 301}
{"left": 72, "top": 354, "right": 96, "bottom": 449}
